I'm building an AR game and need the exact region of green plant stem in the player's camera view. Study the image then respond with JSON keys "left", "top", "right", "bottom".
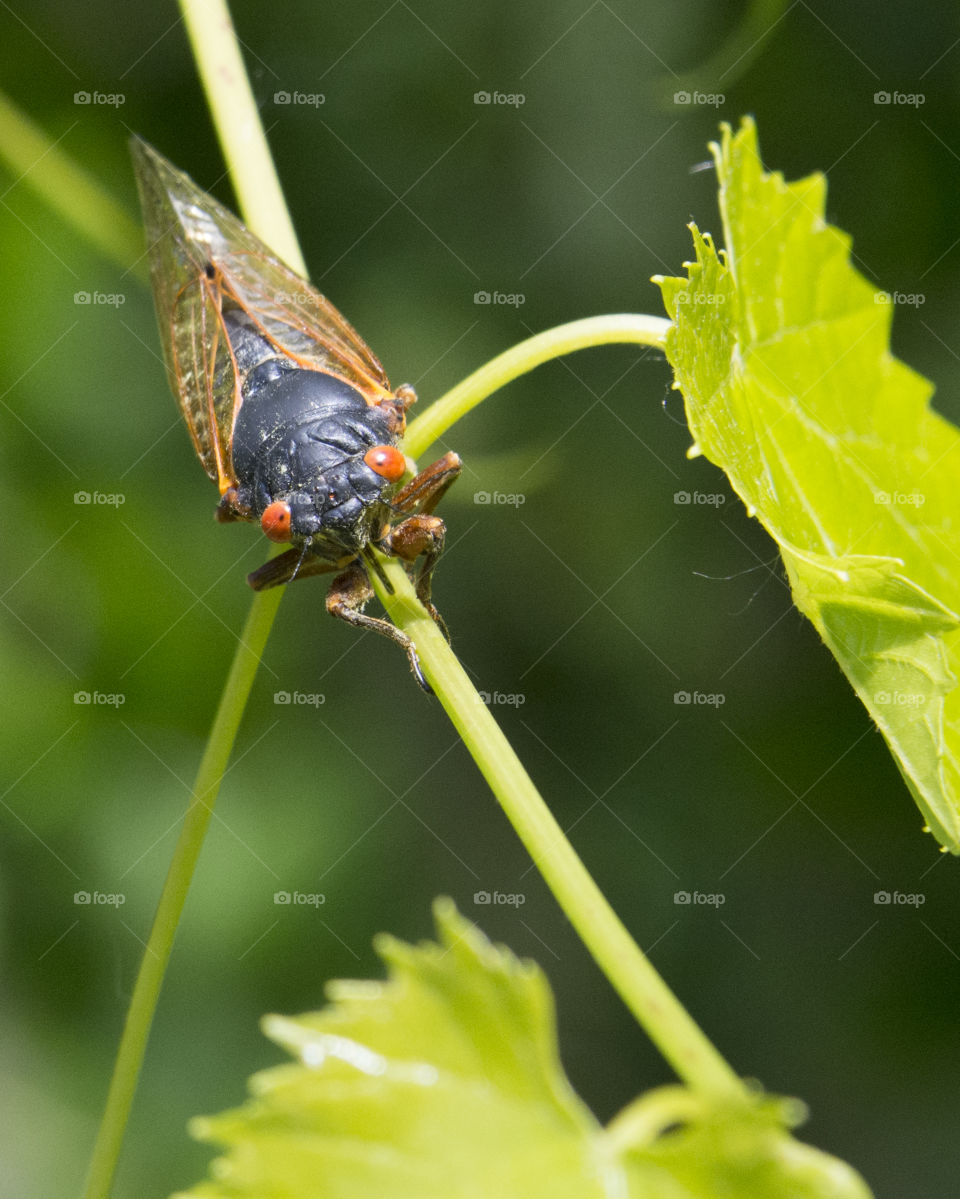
{"left": 403, "top": 313, "right": 671, "bottom": 457}
{"left": 83, "top": 4, "right": 298, "bottom": 1196}
{"left": 180, "top": 0, "right": 306, "bottom": 274}
{"left": 377, "top": 301, "right": 735, "bottom": 1101}
{"left": 81, "top": 591, "right": 283, "bottom": 1199}
{"left": 371, "top": 555, "right": 745, "bottom": 1102}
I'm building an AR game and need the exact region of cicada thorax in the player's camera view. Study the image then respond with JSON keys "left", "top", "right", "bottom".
{"left": 222, "top": 308, "right": 408, "bottom": 558}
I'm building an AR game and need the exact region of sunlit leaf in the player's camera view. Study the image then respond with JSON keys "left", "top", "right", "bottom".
{"left": 617, "top": 1087, "right": 871, "bottom": 1198}
{"left": 655, "top": 117, "right": 960, "bottom": 852}
{"left": 175, "top": 900, "right": 871, "bottom": 1198}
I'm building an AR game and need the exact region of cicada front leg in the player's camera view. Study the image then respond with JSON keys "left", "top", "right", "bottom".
{"left": 380, "top": 451, "right": 461, "bottom": 629}
{"left": 246, "top": 547, "right": 342, "bottom": 591}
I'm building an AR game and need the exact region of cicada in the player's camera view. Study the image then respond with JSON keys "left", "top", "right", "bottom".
{"left": 131, "top": 138, "right": 460, "bottom": 690}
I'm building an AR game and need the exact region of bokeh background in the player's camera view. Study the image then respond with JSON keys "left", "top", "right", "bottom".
{"left": 2, "top": 1, "right": 959, "bottom": 1195}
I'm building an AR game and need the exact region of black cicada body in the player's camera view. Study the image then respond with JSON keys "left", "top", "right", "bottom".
{"left": 131, "top": 138, "right": 460, "bottom": 689}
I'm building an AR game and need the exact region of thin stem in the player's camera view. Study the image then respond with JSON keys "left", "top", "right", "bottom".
{"left": 373, "top": 305, "right": 736, "bottom": 1100}
{"left": 180, "top": 0, "right": 306, "bottom": 275}
{"left": 83, "top": 3, "right": 297, "bottom": 1195}
{"left": 82, "top": 592, "right": 283, "bottom": 1199}
{"left": 371, "top": 554, "right": 745, "bottom": 1102}
{"left": 403, "top": 313, "right": 670, "bottom": 458}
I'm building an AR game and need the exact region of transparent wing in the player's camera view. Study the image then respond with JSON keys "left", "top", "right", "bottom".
{"left": 131, "top": 137, "right": 392, "bottom": 492}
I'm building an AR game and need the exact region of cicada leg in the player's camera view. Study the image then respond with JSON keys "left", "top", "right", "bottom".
{"left": 392, "top": 452, "right": 461, "bottom": 517}
{"left": 247, "top": 546, "right": 342, "bottom": 591}
{"left": 326, "top": 560, "right": 432, "bottom": 692}
{"left": 380, "top": 515, "right": 449, "bottom": 637}
{"left": 381, "top": 451, "right": 461, "bottom": 633}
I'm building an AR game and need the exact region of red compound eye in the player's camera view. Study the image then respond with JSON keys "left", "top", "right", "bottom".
{"left": 363, "top": 444, "right": 406, "bottom": 482}
{"left": 261, "top": 501, "right": 293, "bottom": 542}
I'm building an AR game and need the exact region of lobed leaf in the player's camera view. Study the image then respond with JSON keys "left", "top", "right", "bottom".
{"left": 655, "top": 117, "right": 960, "bottom": 852}
{"left": 175, "top": 901, "right": 870, "bottom": 1198}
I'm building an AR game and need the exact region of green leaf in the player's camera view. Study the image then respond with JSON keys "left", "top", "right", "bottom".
{"left": 175, "top": 900, "right": 871, "bottom": 1198}
{"left": 655, "top": 117, "right": 960, "bottom": 853}
{"left": 620, "top": 1091, "right": 873, "bottom": 1198}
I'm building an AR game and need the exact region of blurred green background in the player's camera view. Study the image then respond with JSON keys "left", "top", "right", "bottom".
{"left": 2, "top": 1, "right": 959, "bottom": 1195}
